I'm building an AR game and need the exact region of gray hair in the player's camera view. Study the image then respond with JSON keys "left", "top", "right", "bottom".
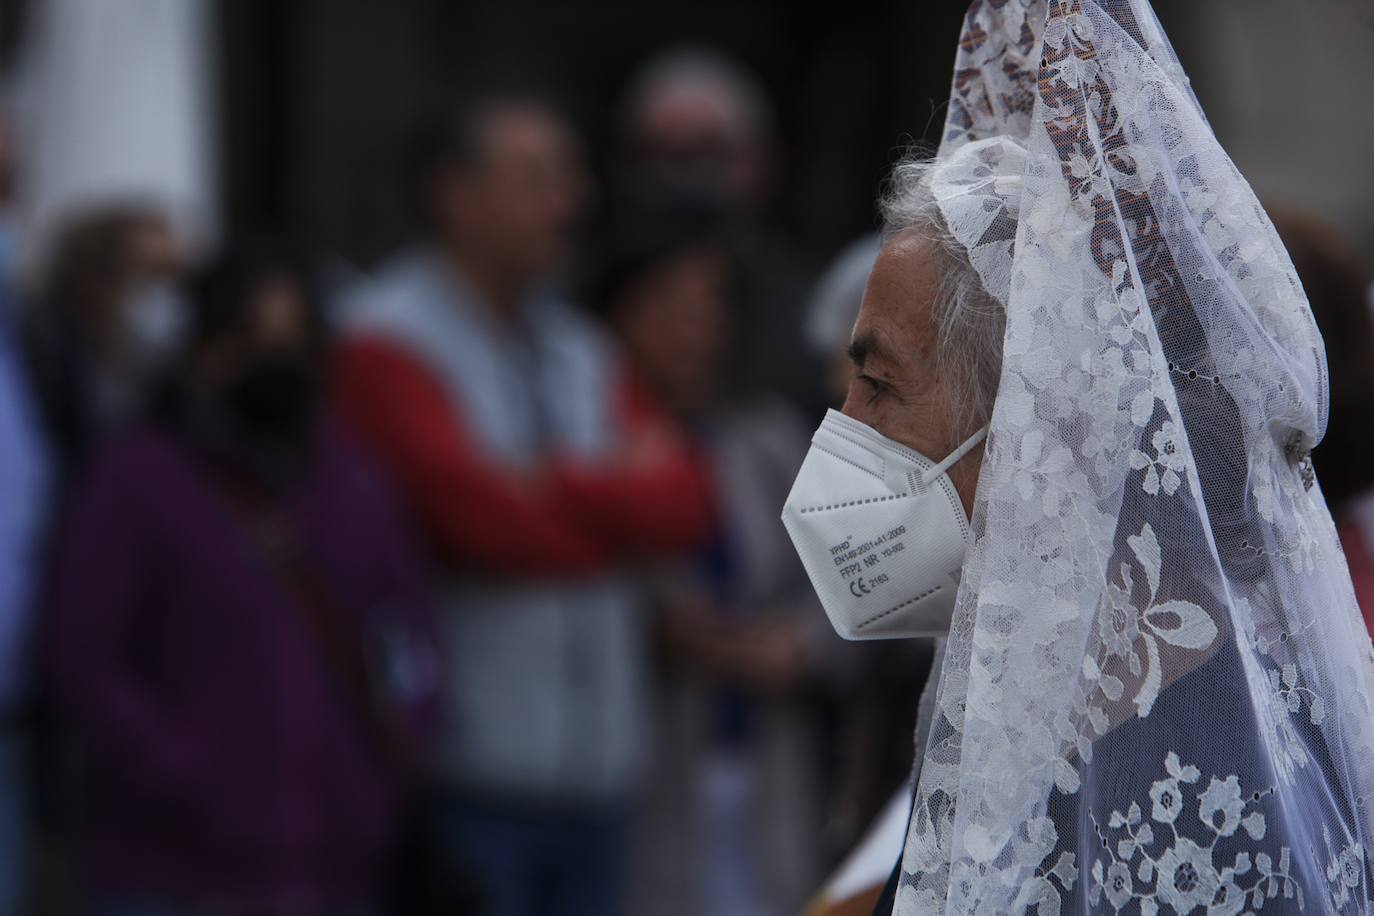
{"left": 879, "top": 151, "right": 1008, "bottom": 432}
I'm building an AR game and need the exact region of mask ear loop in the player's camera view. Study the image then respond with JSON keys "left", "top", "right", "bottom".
{"left": 920, "top": 425, "right": 988, "bottom": 488}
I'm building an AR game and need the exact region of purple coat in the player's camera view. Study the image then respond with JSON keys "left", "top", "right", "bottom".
{"left": 46, "top": 422, "right": 440, "bottom": 910}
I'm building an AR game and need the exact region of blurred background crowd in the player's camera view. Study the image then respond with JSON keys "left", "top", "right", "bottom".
{"left": 0, "top": 2, "right": 1369, "bottom": 916}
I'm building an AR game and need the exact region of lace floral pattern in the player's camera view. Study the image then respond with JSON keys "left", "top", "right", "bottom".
{"left": 1322, "top": 827, "right": 1366, "bottom": 913}
{"left": 892, "top": 1, "right": 1374, "bottom": 913}
{"left": 1088, "top": 753, "right": 1297, "bottom": 914}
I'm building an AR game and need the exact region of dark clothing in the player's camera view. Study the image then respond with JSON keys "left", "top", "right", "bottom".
{"left": 433, "top": 797, "right": 630, "bottom": 916}
{"left": 47, "top": 423, "right": 439, "bottom": 911}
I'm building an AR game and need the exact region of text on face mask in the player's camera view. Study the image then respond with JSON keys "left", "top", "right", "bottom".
{"left": 832, "top": 525, "right": 909, "bottom": 603}
{"left": 830, "top": 525, "right": 907, "bottom": 568}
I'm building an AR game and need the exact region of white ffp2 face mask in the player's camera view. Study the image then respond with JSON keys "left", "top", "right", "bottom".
{"left": 781, "top": 409, "right": 986, "bottom": 640}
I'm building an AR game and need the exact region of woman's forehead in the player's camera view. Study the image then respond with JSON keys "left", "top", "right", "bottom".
{"left": 855, "top": 236, "right": 942, "bottom": 358}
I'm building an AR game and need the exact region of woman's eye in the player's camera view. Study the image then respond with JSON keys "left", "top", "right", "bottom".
{"left": 858, "top": 373, "right": 887, "bottom": 404}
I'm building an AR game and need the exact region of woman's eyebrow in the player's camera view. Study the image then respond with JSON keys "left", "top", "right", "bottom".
{"left": 847, "top": 332, "right": 881, "bottom": 368}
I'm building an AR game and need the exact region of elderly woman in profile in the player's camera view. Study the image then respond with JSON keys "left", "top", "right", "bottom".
{"left": 784, "top": 2, "right": 1374, "bottom": 915}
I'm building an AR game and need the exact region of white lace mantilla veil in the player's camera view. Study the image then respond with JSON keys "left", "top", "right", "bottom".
{"left": 894, "top": 1, "right": 1374, "bottom": 913}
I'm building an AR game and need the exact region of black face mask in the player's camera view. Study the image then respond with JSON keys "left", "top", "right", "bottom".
{"left": 222, "top": 354, "right": 318, "bottom": 440}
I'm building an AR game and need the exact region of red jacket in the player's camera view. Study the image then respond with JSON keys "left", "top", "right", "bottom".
{"left": 331, "top": 336, "right": 717, "bottom": 577}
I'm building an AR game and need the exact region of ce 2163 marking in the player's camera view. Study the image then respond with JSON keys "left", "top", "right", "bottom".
{"left": 849, "top": 573, "right": 889, "bottom": 597}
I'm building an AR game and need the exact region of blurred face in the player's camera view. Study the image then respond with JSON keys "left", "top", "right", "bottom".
{"left": 436, "top": 105, "right": 588, "bottom": 284}
{"left": 631, "top": 86, "right": 769, "bottom": 212}
{"left": 64, "top": 213, "right": 185, "bottom": 371}
{"left": 616, "top": 247, "right": 731, "bottom": 414}
{"left": 246, "top": 275, "right": 311, "bottom": 354}
{"left": 842, "top": 231, "right": 982, "bottom": 515}
{"left": 199, "top": 273, "right": 313, "bottom": 388}
{"left": 127, "top": 216, "right": 182, "bottom": 281}
{"left": 118, "top": 216, "right": 187, "bottom": 365}
{"left": 201, "top": 273, "right": 319, "bottom": 441}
